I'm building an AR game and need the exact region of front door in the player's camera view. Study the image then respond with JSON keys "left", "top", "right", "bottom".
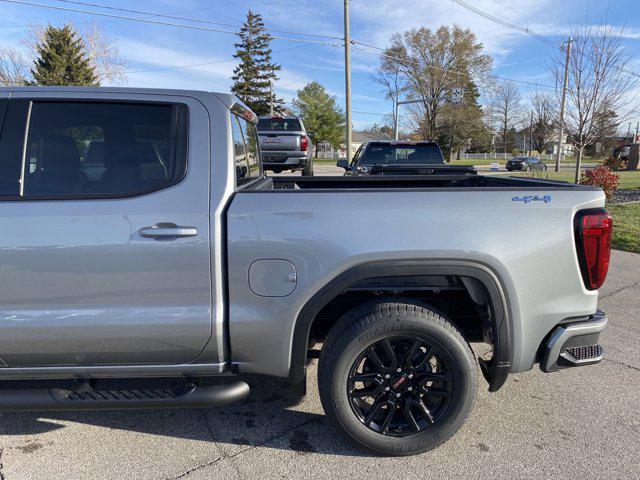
{"left": 0, "top": 93, "right": 212, "bottom": 367}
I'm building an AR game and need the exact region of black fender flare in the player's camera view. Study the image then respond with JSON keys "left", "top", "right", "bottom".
{"left": 289, "top": 259, "right": 513, "bottom": 391}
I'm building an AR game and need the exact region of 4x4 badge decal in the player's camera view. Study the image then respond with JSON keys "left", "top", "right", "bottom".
{"left": 512, "top": 195, "right": 552, "bottom": 204}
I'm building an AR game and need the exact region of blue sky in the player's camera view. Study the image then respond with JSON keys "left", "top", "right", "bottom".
{"left": 1, "top": 0, "right": 639, "bottom": 130}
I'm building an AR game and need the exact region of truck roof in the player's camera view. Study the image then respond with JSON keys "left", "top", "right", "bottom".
{"left": 365, "top": 140, "right": 439, "bottom": 146}
{"left": 0, "top": 86, "right": 239, "bottom": 109}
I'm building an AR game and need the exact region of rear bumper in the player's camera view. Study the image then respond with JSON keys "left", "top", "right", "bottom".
{"left": 262, "top": 152, "right": 309, "bottom": 170}
{"left": 541, "top": 310, "right": 607, "bottom": 372}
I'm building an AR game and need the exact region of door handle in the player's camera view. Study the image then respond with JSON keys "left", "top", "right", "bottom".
{"left": 139, "top": 223, "right": 198, "bottom": 239}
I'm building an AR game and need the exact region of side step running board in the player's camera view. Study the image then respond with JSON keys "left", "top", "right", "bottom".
{"left": 0, "top": 381, "right": 250, "bottom": 412}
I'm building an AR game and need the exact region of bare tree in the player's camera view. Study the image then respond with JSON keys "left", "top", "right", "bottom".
{"left": 379, "top": 26, "right": 492, "bottom": 139}
{"left": 549, "top": 24, "right": 639, "bottom": 181}
{"left": 489, "top": 79, "right": 525, "bottom": 154}
{"left": 0, "top": 46, "right": 29, "bottom": 86}
{"left": 24, "top": 21, "right": 127, "bottom": 85}
{"left": 530, "top": 91, "right": 556, "bottom": 153}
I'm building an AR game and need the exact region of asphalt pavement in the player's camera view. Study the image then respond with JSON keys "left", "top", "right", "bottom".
{"left": 0, "top": 253, "right": 637, "bottom": 480}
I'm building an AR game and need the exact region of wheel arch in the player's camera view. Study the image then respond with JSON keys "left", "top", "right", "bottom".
{"left": 290, "top": 260, "right": 513, "bottom": 392}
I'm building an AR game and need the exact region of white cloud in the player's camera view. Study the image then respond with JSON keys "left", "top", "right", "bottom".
{"left": 349, "top": 0, "right": 563, "bottom": 59}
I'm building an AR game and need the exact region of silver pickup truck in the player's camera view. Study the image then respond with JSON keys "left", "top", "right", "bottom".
{"left": 0, "top": 87, "right": 612, "bottom": 456}
{"left": 256, "top": 115, "right": 314, "bottom": 175}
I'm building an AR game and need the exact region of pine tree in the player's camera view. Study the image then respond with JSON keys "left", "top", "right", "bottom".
{"left": 231, "top": 11, "right": 282, "bottom": 115}
{"left": 31, "top": 25, "right": 98, "bottom": 86}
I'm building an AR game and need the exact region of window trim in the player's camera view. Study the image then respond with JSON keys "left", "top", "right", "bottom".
{"left": 0, "top": 98, "right": 189, "bottom": 202}
{"left": 234, "top": 113, "right": 263, "bottom": 188}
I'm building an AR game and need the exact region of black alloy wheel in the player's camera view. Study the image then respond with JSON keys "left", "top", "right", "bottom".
{"left": 318, "top": 299, "right": 477, "bottom": 456}
{"left": 347, "top": 336, "right": 453, "bottom": 437}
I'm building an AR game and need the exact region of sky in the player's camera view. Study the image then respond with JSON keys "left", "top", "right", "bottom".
{"left": 1, "top": 0, "right": 640, "bottom": 131}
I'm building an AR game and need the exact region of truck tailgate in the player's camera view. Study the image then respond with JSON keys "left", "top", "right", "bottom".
{"left": 258, "top": 133, "right": 300, "bottom": 151}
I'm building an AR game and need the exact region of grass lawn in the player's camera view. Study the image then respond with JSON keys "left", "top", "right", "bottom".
{"left": 608, "top": 203, "right": 640, "bottom": 253}
{"left": 506, "top": 170, "right": 640, "bottom": 190}
{"left": 313, "top": 157, "right": 340, "bottom": 165}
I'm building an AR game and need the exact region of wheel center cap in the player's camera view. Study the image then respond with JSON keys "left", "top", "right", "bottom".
{"left": 391, "top": 375, "right": 407, "bottom": 390}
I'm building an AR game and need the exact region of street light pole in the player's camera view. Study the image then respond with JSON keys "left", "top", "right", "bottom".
{"left": 393, "top": 97, "right": 399, "bottom": 140}
{"left": 269, "top": 80, "right": 274, "bottom": 116}
{"left": 555, "top": 37, "right": 572, "bottom": 172}
{"left": 529, "top": 110, "right": 533, "bottom": 156}
{"left": 343, "top": 0, "right": 352, "bottom": 161}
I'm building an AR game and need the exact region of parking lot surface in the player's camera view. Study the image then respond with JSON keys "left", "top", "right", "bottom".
{"left": 0, "top": 250, "right": 638, "bottom": 480}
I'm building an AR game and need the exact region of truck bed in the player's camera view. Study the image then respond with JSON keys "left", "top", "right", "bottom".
{"left": 249, "top": 174, "right": 602, "bottom": 191}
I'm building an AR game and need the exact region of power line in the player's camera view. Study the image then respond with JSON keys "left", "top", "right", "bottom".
{"left": 450, "top": 0, "right": 558, "bottom": 48}
{"left": 49, "top": 0, "right": 341, "bottom": 40}
{"left": 126, "top": 44, "right": 309, "bottom": 75}
{"left": 450, "top": 0, "right": 640, "bottom": 81}
{"left": 0, "top": 0, "right": 339, "bottom": 46}
{"left": 0, "top": 0, "right": 252, "bottom": 28}
{"left": 279, "top": 46, "right": 339, "bottom": 87}
{"left": 352, "top": 110, "right": 388, "bottom": 116}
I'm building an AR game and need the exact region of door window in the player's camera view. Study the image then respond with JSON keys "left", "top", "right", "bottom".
{"left": 234, "top": 115, "right": 261, "bottom": 186}
{"left": 240, "top": 119, "right": 261, "bottom": 180}
{"left": 22, "top": 102, "right": 187, "bottom": 197}
{"left": 232, "top": 116, "right": 249, "bottom": 185}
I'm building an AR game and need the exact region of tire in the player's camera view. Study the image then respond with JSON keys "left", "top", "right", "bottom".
{"left": 302, "top": 158, "right": 314, "bottom": 176}
{"left": 318, "top": 299, "right": 477, "bottom": 456}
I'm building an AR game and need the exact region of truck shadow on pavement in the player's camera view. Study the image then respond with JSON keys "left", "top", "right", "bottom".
{"left": 0, "top": 374, "right": 370, "bottom": 457}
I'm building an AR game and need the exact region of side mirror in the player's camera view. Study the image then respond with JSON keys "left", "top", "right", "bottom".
{"left": 336, "top": 158, "right": 349, "bottom": 170}
{"left": 307, "top": 130, "right": 315, "bottom": 137}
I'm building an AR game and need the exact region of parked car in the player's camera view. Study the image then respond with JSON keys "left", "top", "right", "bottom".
{"left": 338, "top": 141, "right": 472, "bottom": 176}
{"left": 0, "top": 87, "right": 612, "bottom": 457}
{"left": 506, "top": 156, "right": 548, "bottom": 172}
{"left": 256, "top": 115, "right": 313, "bottom": 175}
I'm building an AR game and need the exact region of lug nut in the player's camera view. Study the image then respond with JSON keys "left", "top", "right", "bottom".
{"left": 384, "top": 386, "right": 390, "bottom": 391}
{"left": 408, "top": 387, "right": 413, "bottom": 391}
{"left": 408, "top": 374, "right": 413, "bottom": 379}
{"left": 419, "top": 393, "right": 424, "bottom": 398}
{"left": 384, "top": 374, "right": 390, "bottom": 379}
{"left": 396, "top": 368, "right": 402, "bottom": 373}
{"left": 396, "top": 393, "right": 401, "bottom": 398}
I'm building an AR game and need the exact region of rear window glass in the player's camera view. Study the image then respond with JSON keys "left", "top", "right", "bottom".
{"left": 360, "top": 144, "right": 444, "bottom": 165}
{"left": 257, "top": 118, "right": 301, "bottom": 132}
{"left": 22, "top": 102, "right": 187, "bottom": 197}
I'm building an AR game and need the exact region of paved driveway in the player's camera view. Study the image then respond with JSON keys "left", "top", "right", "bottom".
{"left": 0, "top": 250, "right": 638, "bottom": 479}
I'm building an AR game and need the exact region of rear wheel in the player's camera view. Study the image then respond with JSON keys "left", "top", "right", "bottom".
{"left": 318, "top": 299, "right": 477, "bottom": 456}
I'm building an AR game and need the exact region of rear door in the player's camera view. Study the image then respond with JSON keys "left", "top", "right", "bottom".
{"left": 0, "top": 92, "right": 213, "bottom": 367}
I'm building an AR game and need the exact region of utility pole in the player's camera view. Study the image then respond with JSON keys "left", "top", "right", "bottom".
{"left": 529, "top": 111, "right": 534, "bottom": 156}
{"left": 635, "top": 121, "right": 639, "bottom": 143}
{"left": 626, "top": 122, "right": 632, "bottom": 142}
{"left": 343, "top": 0, "right": 352, "bottom": 161}
{"left": 269, "top": 80, "right": 274, "bottom": 116}
{"left": 555, "top": 37, "right": 572, "bottom": 172}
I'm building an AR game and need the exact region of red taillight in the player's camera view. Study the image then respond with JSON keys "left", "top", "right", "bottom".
{"left": 300, "top": 136, "right": 308, "bottom": 152}
{"left": 576, "top": 210, "right": 613, "bottom": 290}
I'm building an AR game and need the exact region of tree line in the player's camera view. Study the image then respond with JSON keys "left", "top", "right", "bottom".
{"left": 1, "top": 12, "right": 635, "bottom": 166}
